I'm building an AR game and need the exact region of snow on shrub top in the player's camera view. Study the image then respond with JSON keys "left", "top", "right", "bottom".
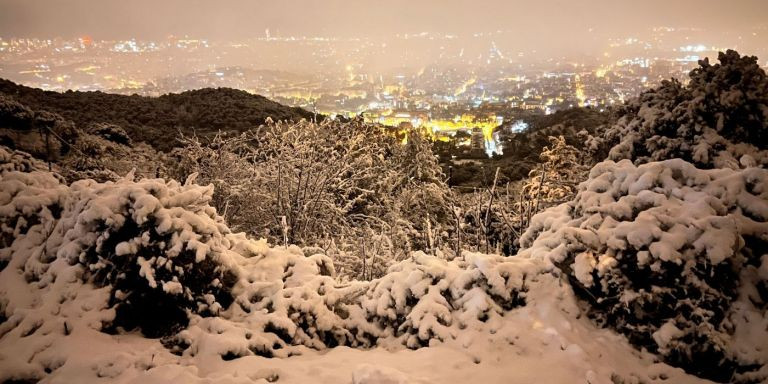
{"left": 519, "top": 157, "right": 768, "bottom": 382}
{"left": 172, "top": 249, "right": 547, "bottom": 361}
{"left": 0, "top": 145, "right": 55, "bottom": 175}
{"left": 600, "top": 50, "right": 768, "bottom": 169}
{"left": 0, "top": 157, "right": 242, "bottom": 340}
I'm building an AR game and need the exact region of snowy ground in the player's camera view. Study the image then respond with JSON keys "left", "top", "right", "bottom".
{"left": 13, "top": 275, "right": 709, "bottom": 384}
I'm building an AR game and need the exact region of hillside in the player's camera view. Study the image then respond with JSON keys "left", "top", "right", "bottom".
{"left": 0, "top": 50, "right": 766, "bottom": 384}
{"left": 0, "top": 145, "right": 722, "bottom": 384}
{"left": 442, "top": 107, "right": 615, "bottom": 188}
{"left": 0, "top": 79, "right": 316, "bottom": 151}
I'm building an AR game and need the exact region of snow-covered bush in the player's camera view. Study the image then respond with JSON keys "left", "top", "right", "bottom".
{"left": 164, "top": 241, "right": 351, "bottom": 359}
{"left": 602, "top": 50, "right": 768, "bottom": 169}
{"left": 357, "top": 252, "right": 540, "bottom": 348}
{"left": 388, "top": 128, "right": 455, "bottom": 255}
{"left": 519, "top": 135, "right": 590, "bottom": 230}
{"left": 71, "top": 175, "right": 238, "bottom": 337}
{"left": 523, "top": 136, "right": 588, "bottom": 209}
{"left": 0, "top": 158, "right": 238, "bottom": 338}
{"left": 87, "top": 122, "right": 133, "bottom": 146}
{"left": 0, "top": 145, "right": 54, "bottom": 174}
{"left": 171, "top": 119, "right": 454, "bottom": 279}
{"left": 0, "top": 146, "right": 64, "bottom": 258}
{"left": 519, "top": 158, "right": 768, "bottom": 382}
{"left": 167, "top": 250, "right": 546, "bottom": 360}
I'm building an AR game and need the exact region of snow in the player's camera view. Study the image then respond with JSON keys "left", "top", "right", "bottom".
{"left": 0, "top": 145, "right": 762, "bottom": 383}
{"left": 652, "top": 321, "right": 685, "bottom": 350}
{"left": 518, "top": 157, "right": 768, "bottom": 381}
{"left": 573, "top": 252, "right": 596, "bottom": 287}
{"left": 352, "top": 364, "right": 409, "bottom": 384}
{"left": 0, "top": 257, "right": 710, "bottom": 384}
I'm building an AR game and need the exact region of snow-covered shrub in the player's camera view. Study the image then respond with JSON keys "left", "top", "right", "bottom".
{"left": 357, "top": 252, "right": 540, "bottom": 348}
{"left": 0, "top": 145, "right": 54, "bottom": 174}
{"left": 601, "top": 50, "right": 768, "bottom": 169}
{"left": 0, "top": 146, "right": 64, "bottom": 265}
{"left": 327, "top": 228, "right": 396, "bottom": 282}
{"left": 522, "top": 136, "right": 589, "bottom": 210}
{"left": 387, "top": 128, "right": 455, "bottom": 255}
{"left": 518, "top": 135, "right": 590, "bottom": 231}
{"left": 171, "top": 119, "right": 454, "bottom": 279}
{"left": 167, "top": 249, "right": 546, "bottom": 360}
{"left": 0, "top": 162, "right": 238, "bottom": 338}
{"left": 164, "top": 241, "right": 351, "bottom": 359}
{"left": 519, "top": 158, "right": 768, "bottom": 382}
{"left": 70, "top": 176, "right": 238, "bottom": 337}
{"left": 87, "top": 122, "right": 133, "bottom": 146}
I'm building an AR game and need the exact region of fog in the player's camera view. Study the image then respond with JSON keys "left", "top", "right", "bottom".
{"left": 1, "top": 0, "right": 766, "bottom": 56}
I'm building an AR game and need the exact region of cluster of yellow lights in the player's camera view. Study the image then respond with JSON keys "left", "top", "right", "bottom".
{"left": 117, "top": 80, "right": 144, "bottom": 89}
{"left": 423, "top": 115, "right": 497, "bottom": 143}
{"left": 75, "top": 65, "right": 100, "bottom": 75}
{"left": 372, "top": 113, "right": 498, "bottom": 145}
{"left": 374, "top": 115, "right": 413, "bottom": 128}
{"left": 272, "top": 90, "right": 315, "bottom": 100}
{"left": 574, "top": 75, "right": 586, "bottom": 107}
{"left": 17, "top": 69, "right": 49, "bottom": 74}
{"left": 595, "top": 66, "right": 610, "bottom": 78}
{"left": 454, "top": 77, "right": 477, "bottom": 97}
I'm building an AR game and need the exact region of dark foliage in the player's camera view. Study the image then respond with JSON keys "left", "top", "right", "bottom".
{"left": 443, "top": 107, "right": 614, "bottom": 188}
{"left": 0, "top": 79, "right": 316, "bottom": 151}
{"left": 88, "top": 216, "right": 236, "bottom": 338}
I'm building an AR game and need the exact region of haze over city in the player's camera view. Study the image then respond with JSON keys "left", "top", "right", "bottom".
{"left": 2, "top": 0, "right": 767, "bottom": 48}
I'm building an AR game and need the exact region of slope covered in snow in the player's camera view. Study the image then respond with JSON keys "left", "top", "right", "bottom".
{"left": 0, "top": 145, "right": 722, "bottom": 384}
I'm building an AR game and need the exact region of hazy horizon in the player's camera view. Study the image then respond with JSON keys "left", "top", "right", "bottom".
{"left": 1, "top": 0, "right": 767, "bottom": 57}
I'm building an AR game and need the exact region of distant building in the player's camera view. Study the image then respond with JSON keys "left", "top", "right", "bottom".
{"left": 470, "top": 127, "right": 485, "bottom": 150}
{"left": 522, "top": 100, "right": 546, "bottom": 111}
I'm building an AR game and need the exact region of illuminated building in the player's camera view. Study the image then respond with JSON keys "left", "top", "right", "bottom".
{"left": 470, "top": 127, "right": 485, "bottom": 150}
